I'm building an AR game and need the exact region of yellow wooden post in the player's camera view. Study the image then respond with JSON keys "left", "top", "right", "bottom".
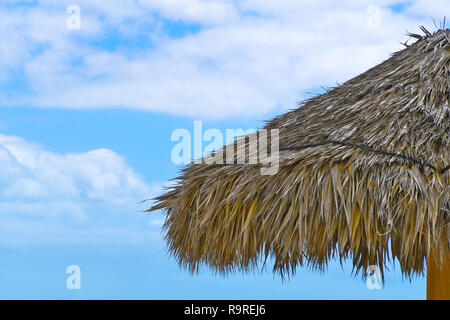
{"left": 426, "top": 245, "right": 450, "bottom": 300}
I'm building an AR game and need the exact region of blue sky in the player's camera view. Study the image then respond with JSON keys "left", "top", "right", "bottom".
{"left": 0, "top": 0, "right": 447, "bottom": 299}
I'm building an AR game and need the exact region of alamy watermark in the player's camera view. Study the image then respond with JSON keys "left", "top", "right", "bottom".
{"left": 366, "top": 5, "right": 381, "bottom": 30}
{"left": 66, "top": 265, "right": 81, "bottom": 290}
{"left": 366, "top": 265, "right": 382, "bottom": 290}
{"left": 67, "top": 5, "right": 81, "bottom": 30}
{"left": 171, "top": 121, "right": 279, "bottom": 175}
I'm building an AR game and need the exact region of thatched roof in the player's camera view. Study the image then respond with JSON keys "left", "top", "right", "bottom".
{"left": 148, "top": 28, "right": 449, "bottom": 279}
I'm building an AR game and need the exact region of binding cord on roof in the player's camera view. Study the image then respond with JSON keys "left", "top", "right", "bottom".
{"left": 281, "top": 140, "right": 449, "bottom": 174}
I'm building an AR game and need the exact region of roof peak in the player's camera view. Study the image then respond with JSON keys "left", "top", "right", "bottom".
{"left": 403, "top": 27, "right": 449, "bottom": 47}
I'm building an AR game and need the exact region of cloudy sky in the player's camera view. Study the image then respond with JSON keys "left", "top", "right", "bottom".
{"left": 0, "top": 0, "right": 447, "bottom": 299}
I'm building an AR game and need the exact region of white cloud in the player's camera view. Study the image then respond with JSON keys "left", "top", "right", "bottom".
{"left": 140, "top": 0, "right": 237, "bottom": 24}
{"left": 0, "top": 134, "right": 151, "bottom": 202}
{"left": 0, "top": 134, "right": 162, "bottom": 245}
{"left": 0, "top": 1, "right": 444, "bottom": 118}
{"left": 40, "top": 0, "right": 146, "bottom": 22}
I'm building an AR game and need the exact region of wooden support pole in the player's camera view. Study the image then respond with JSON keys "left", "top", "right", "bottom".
{"left": 426, "top": 244, "right": 450, "bottom": 300}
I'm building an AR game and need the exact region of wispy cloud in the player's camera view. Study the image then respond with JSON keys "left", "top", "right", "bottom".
{"left": 0, "top": 133, "right": 162, "bottom": 245}
{"left": 0, "top": 1, "right": 447, "bottom": 119}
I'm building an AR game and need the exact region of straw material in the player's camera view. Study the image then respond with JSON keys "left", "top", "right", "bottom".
{"left": 147, "top": 29, "right": 449, "bottom": 279}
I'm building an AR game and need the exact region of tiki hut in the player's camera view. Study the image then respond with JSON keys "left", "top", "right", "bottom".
{"left": 148, "top": 28, "right": 449, "bottom": 299}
